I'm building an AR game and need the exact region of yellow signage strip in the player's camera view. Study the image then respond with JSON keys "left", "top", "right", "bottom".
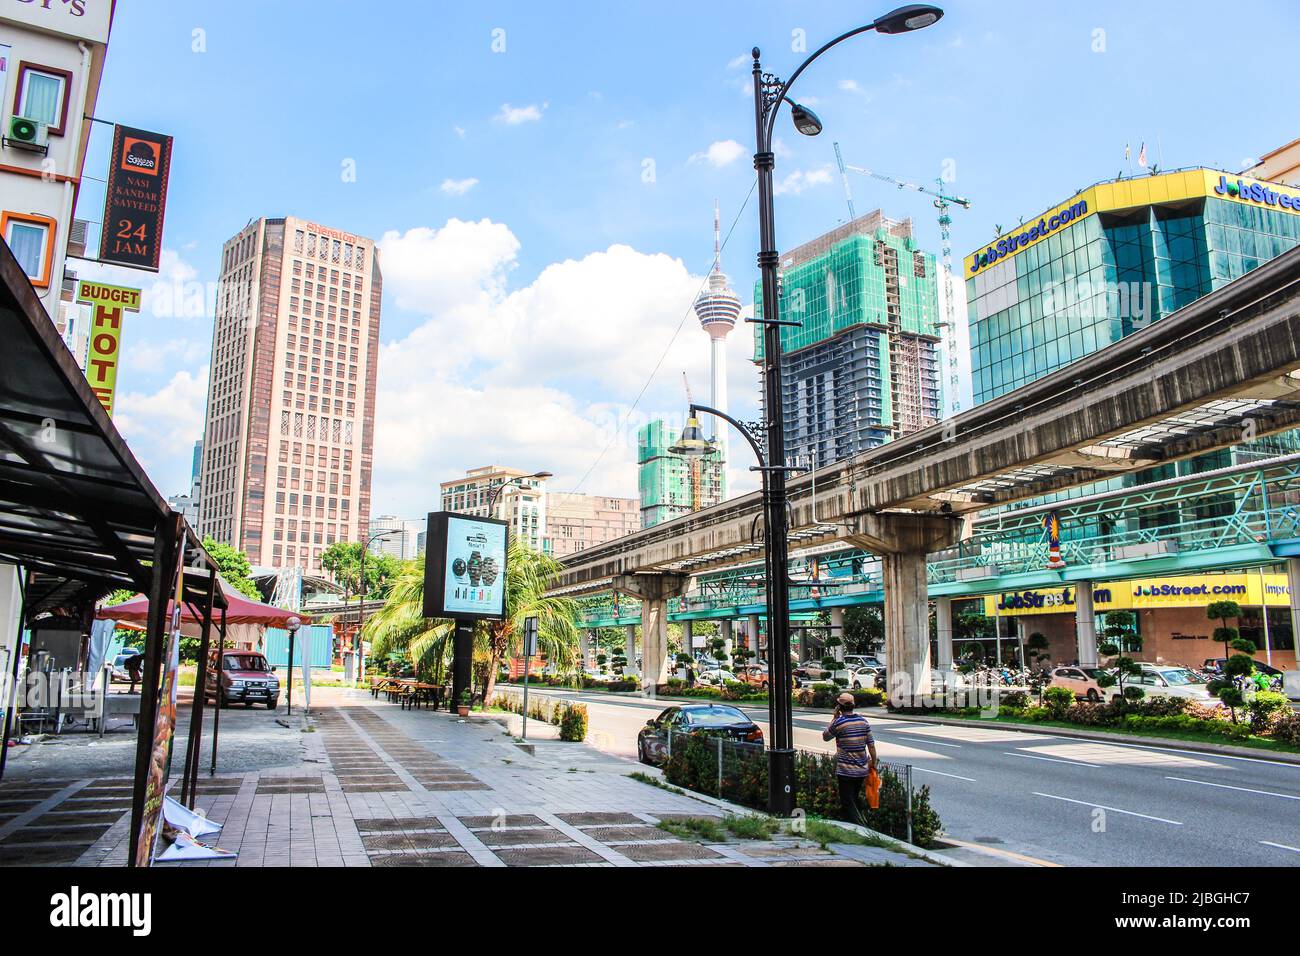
{"left": 963, "top": 168, "right": 1300, "bottom": 277}
{"left": 982, "top": 573, "right": 1290, "bottom": 617}
{"left": 75, "top": 280, "right": 142, "bottom": 417}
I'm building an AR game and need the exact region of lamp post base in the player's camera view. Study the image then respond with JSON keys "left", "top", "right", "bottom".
{"left": 768, "top": 747, "right": 795, "bottom": 816}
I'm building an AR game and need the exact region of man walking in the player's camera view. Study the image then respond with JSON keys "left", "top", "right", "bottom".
{"left": 822, "top": 692, "right": 878, "bottom": 827}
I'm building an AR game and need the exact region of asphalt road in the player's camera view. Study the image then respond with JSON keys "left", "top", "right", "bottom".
{"left": 511, "top": 685, "right": 1300, "bottom": 867}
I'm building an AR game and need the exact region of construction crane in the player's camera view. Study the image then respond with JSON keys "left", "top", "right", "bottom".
{"left": 682, "top": 372, "right": 703, "bottom": 512}
{"left": 833, "top": 142, "right": 971, "bottom": 416}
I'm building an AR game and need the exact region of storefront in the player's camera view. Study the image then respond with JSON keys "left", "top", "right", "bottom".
{"left": 980, "top": 571, "right": 1296, "bottom": 671}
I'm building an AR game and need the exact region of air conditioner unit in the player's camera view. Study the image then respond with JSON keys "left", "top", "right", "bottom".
{"left": 5, "top": 115, "right": 49, "bottom": 152}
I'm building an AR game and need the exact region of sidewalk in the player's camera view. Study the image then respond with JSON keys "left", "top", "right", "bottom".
{"left": 1, "top": 687, "right": 937, "bottom": 867}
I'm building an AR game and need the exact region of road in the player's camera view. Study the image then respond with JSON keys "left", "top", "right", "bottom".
{"left": 508, "top": 685, "right": 1300, "bottom": 867}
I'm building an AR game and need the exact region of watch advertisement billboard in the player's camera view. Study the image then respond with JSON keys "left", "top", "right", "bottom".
{"left": 422, "top": 511, "right": 508, "bottom": 620}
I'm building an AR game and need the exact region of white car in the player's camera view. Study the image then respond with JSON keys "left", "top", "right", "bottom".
{"left": 849, "top": 666, "right": 879, "bottom": 690}
{"left": 1114, "top": 663, "right": 1222, "bottom": 707}
{"left": 697, "top": 668, "right": 733, "bottom": 686}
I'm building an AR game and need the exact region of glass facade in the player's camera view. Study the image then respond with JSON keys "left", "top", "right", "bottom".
{"left": 969, "top": 173, "right": 1300, "bottom": 406}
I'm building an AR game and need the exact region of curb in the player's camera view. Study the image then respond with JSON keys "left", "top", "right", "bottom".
{"left": 631, "top": 779, "right": 964, "bottom": 867}
{"left": 880, "top": 711, "right": 1300, "bottom": 764}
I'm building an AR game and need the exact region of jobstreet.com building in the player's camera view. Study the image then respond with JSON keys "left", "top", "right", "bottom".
{"left": 966, "top": 167, "right": 1300, "bottom": 404}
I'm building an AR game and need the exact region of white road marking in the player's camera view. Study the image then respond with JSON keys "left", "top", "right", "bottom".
{"left": 915, "top": 767, "right": 977, "bottom": 782}
{"left": 1259, "top": 840, "right": 1300, "bottom": 854}
{"left": 1032, "top": 792, "right": 1183, "bottom": 825}
{"left": 1006, "top": 751, "right": 1101, "bottom": 768}
{"left": 1165, "top": 776, "right": 1300, "bottom": 800}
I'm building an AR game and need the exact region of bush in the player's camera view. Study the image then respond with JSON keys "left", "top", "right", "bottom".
{"left": 1042, "top": 686, "right": 1075, "bottom": 719}
{"left": 999, "top": 690, "right": 1031, "bottom": 711}
{"left": 558, "top": 703, "right": 588, "bottom": 741}
{"left": 1273, "top": 713, "right": 1300, "bottom": 746}
{"left": 1122, "top": 685, "right": 1146, "bottom": 702}
{"left": 1247, "top": 691, "right": 1289, "bottom": 733}
{"left": 852, "top": 688, "right": 886, "bottom": 708}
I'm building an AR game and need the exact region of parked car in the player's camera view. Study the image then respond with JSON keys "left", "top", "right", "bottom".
{"left": 1048, "top": 665, "right": 1110, "bottom": 702}
{"left": 1113, "top": 663, "right": 1222, "bottom": 707}
{"left": 849, "top": 666, "right": 880, "bottom": 690}
{"left": 844, "top": 655, "right": 885, "bottom": 670}
{"left": 794, "top": 659, "right": 833, "bottom": 681}
{"left": 734, "top": 664, "right": 795, "bottom": 691}
{"left": 205, "top": 649, "right": 280, "bottom": 709}
{"left": 637, "top": 703, "right": 763, "bottom": 766}
{"left": 697, "top": 667, "right": 733, "bottom": 686}
{"left": 1203, "top": 658, "right": 1284, "bottom": 677}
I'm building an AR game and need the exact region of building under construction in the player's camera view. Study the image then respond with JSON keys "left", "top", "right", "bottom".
{"left": 637, "top": 419, "right": 724, "bottom": 528}
{"left": 753, "top": 209, "right": 943, "bottom": 468}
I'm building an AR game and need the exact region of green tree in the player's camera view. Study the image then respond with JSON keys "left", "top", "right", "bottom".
{"left": 320, "top": 541, "right": 400, "bottom": 599}
{"left": 1096, "top": 609, "right": 1142, "bottom": 698}
{"left": 201, "top": 536, "right": 261, "bottom": 600}
{"left": 1206, "top": 600, "right": 1242, "bottom": 664}
{"left": 843, "top": 606, "right": 884, "bottom": 654}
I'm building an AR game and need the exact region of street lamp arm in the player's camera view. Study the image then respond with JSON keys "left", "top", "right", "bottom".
{"left": 757, "top": 25, "right": 878, "bottom": 146}
{"left": 690, "top": 402, "right": 768, "bottom": 466}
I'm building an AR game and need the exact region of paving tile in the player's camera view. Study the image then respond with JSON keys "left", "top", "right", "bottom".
{"left": 557, "top": 812, "right": 644, "bottom": 826}
{"left": 494, "top": 845, "right": 604, "bottom": 866}
{"left": 616, "top": 841, "right": 724, "bottom": 862}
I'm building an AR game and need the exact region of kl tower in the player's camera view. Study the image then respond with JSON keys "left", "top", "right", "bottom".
{"left": 693, "top": 201, "right": 742, "bottom": 450}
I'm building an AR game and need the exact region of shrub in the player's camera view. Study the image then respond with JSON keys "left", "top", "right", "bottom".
{"left": 558, "top": 703, "right": 588, "bottom": 741}
{"left": 1272, "top": 712, "right": 1300, "bottom": 746}
{"left": 1122, "top": 685, "right": 1146, "bottom": 702}
{"left": 1042, "top": 686, "right": 1076, "bottom": 719}
{"left": 1247, "top": 691, "right": 1289, "bottom": 733}
{"left": 999, "top": 690, "right": 1031, "bottom": 711}
{"left": 852, "top": 688, "right": 885, "bottom": 708}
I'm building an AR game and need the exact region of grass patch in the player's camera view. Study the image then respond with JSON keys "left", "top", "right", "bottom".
{"left": 724, "top": 814, "right": 780, "bottom": 840}
{"left": 656, "top": 816, "right": 727, "bottom": 843}
{"left": 627, "top": 772, "right": 687, "bottom": 796}
{"left": 937, "top": 711, "right": 1300, "bottom": 755}
{"left": 800, "top": 818, "right": 892, "bottom": 850}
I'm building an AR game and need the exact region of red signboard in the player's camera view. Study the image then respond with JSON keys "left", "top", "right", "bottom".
{"left": 100, "top": 124, "right": 173, "bottom": 271}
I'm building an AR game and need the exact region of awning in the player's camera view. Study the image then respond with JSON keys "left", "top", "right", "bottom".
{"left": 99, "top": 576, "right": 306, "bottom": 627}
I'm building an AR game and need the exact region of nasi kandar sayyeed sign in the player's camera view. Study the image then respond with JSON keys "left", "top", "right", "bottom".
{"left": 422, "top": 512, "right": 508, "bottom": 620}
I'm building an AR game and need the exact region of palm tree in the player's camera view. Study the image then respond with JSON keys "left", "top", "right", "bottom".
{"left": 360, "top": 539, "right": 579, "bottom": 700}
{"left": 362, "top": 557, "right": 454, "bottom": 680}
{"left": 481, "top": 537, "right": 580, "bottom": 702}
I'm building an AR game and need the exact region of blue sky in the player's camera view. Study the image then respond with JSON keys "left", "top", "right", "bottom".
{"left": 76, "top": 0, "right": 1297, "bottom": 517}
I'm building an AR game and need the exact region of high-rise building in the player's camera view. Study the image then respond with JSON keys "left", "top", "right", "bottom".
{"left": 167, "top": 439, "right": 204, "bottom": 529}
{"left": 0, "top": 3, "right": 114, "bottom": 330}
{"left": 753, "top": 210, "right": 942, "bottom": 469}
{"left": 966, "top": 168, "right": 1300, "bottom": 406}
{"left": 440, "top": 466, "right": 547, "bottom": 553}
{"left": 199, "top": 217, "right": 383, "bottom": 573}
{"left": 544, "top": 493, "right": 639, "bottom": 558}
{"left": 368, "top": 515, "right": 422, "bottom": 561}
{"left": 637, "top": 419, "right": 723, "bottom": 528}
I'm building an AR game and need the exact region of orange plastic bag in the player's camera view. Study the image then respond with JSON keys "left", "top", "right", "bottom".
{"left": 864, "top": 766, "right": 881, "bottom": 810}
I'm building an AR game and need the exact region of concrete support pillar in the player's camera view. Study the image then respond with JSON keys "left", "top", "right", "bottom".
{"left": 642, "top": 599, "right": 670, "bottom": 691}
{"left": 882, "top": 551, "right": 933, "bottom": 706}
{"left": 1075, "top": 581, "right": 1098, "bottom": 667}
{"left": 935, "top": 596, "right": 953, "bottom": 671}
{"left": 579, "top": 629, "right": 591, "bottom": 668}
{"left": 748, "top": 614, "right": 762, "bottom": 660}
{"left": 829, "top": 607, "right": 846, "bottom": 662}
{"left": 682, "top": 620, "right": 693, "bottom": 656}
{"left": 1014, "top": 618, "right": 1026, "bottom": 668}
{"left": 719, "top": 618, "right": 734, "bottom": 661}
{"left": 612, "top": 574, "right": 688, "bottom": 697}
{"left": 624, "top": 623, "right": 638, "bottom": 677}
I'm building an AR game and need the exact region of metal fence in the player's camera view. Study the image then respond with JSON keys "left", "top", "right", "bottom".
{"left": 664, "top": 730, "right": 918, "bottom": 845}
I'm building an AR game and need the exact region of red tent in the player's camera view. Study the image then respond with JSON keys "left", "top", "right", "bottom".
{"left": 97, "top": 576, "right": 308, "bottom": 628}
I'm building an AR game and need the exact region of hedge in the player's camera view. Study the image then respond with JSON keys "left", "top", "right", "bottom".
{"left": 662, "top": 731, "right": 941, "bottom": 847}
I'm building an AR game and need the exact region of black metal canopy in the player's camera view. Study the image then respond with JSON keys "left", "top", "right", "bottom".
{"left": 0, "top": 240, "right": 222, "bottom": 616}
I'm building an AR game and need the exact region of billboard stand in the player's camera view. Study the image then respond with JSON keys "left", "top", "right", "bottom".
{"left": 424, "top": 512, "right": 509, "bottom": 713}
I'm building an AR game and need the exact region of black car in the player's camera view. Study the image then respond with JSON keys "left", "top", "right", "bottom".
{"left": 636, "top": 703, "right": 763, "bottom": 766}
{"left": 1203, "top": 658, "right": 1284, "bottom": 677}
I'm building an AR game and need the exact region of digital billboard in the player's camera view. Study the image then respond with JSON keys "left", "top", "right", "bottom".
{"left": 422, "top": 511, "right": 508, "bottom": 620}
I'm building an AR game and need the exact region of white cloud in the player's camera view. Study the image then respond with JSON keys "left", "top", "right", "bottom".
{"left": 453, "top": 124, "right": 466, "bottom": 139}
{"left": 114, "top": 366, "right": 210, "bottom": 494}
{"left": 495, "top": 102, "right": 544, "bottom": 125}
{"left": 440, "top": 177, "right": 479, "bottom": 196}
{"left": 368, "top": 220, "right": 764, "bottom": 515}
{"left": 839, "top": 79, "right": 864, "bottom": 94}
{"left": 727, "top": 53, "right": 749, "bottom": 69}
{"left": 689, "top": 139, "right": 746, "bottom": 168}
{"left": 773, "top": 166, "right": 833, "bottom": 196}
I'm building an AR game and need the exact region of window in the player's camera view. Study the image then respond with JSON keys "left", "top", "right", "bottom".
{"left": 2, "top": 212, "right": 55, "bottom": 287}
{"left": 13, "top": 63, "right": 73, "bottom": 135}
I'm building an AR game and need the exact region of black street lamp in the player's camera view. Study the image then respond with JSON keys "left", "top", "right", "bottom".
{"left": 741, "top": 3, "right": 943, "bottom": 815}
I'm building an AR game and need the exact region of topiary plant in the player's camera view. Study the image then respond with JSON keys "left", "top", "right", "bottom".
{"left": 1206, "top": 600, "right": 1242, "bottom": 665}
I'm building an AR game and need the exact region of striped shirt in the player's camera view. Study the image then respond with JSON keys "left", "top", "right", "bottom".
{"left": 826, "top": 713, "right": 875, "bottom": 778}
